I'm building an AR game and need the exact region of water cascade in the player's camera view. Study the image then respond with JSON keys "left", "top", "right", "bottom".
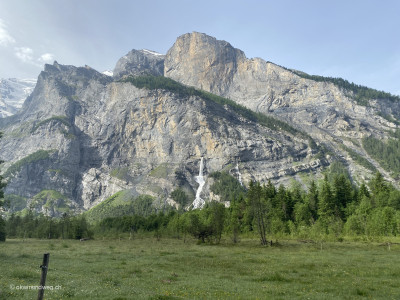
{"left": 192, "top": 157, "right": 206, "bottom": 209}
{"left": 236, "top": 162, "right": 243, "bottom": 186}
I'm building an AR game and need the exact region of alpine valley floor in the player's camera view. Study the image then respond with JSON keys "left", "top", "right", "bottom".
{"left": 1, "top": 237, "right": 400, "bottom": 299}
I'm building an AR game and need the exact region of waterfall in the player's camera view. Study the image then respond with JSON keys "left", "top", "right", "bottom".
{"left": 192, "top": 157, "right": 206, "bottom": 209}
{"left": 236, "top": 162, "right": 243, "bottom": 186}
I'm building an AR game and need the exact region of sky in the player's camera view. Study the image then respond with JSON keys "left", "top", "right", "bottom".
{"left": 0, "top": 0, "right": 399, "bottom": 95}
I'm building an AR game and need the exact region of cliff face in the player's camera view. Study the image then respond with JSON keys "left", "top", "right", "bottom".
{"left": 0, "top": 32, "right": 398, "bottom": 215}
{"left": 164, "top": 32, "right": 399, "bottom": 184}
{"left": 0, "top": 58, "right": 317, "bottom": 215}
{"left": 113, "top": 49, "right": 165, "bottom": 79}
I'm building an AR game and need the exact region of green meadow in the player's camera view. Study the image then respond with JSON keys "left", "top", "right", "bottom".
{"left": 1, "top": 237, "right": 400, "bottom": 299}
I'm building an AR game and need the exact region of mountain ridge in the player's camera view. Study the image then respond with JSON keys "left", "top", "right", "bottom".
{"left": 0, "top": 32, "right": 398, "bottom": 216}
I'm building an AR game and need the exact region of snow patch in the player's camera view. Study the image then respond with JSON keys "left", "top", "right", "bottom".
{"left": 141, "top": 49, "right": 164, "bottom": 56}
{"left": 0, "top": 78, "right": 36, "bottom": 117}
{"left": 102, "top": 70, "right": 113, "bottom": 77}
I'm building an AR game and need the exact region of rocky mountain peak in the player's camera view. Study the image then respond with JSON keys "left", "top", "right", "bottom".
{"left": 165, "top": 32, "right": 246, "bottom": 95}
{"left": 113, "top": 48, "right": 165, "bottom": 79}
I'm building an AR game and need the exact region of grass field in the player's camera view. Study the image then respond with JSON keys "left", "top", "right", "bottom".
{"left": 1, "top": 237, "right": 400, "bottom": 299}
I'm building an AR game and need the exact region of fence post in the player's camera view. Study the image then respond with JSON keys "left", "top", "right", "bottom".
{"left": 37, "top": 253, "right": 50, "bottom": 300}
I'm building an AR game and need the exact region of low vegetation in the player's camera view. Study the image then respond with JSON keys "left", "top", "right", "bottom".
{"left": 110, "top": 167, "right": 130, "bottom": 181}
{"left": 149, "top": 163, "right": 170, "bottom": 179}
{"left": 339, "top": 144, "right": 376, "bottom": 172}
{"left": 31, "top": 116, "right": 70, "bottom": 133}
{"left": 4, "top": 150, "right": 54, "bottom": 178}
{"left": 0, "top": 238, "right": 399, "bottom": 299}
{"left": 362, "top": 132, "right": 400, "bottom": 178}
{"left": 84, "top": 192, "right": 156, "bottom": 223}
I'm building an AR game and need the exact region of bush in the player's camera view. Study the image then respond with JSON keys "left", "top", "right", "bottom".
{"left": 170, "top": 188, "right": 189, "bottom": 208}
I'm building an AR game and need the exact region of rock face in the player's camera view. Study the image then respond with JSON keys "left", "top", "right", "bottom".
{"left": 0, "top": 32, "right": 398, "bottom": 215}
{"left": 0, "top": 59, "right": 315, "bottom": 215}
{"left": 165, "top": 33, "right": 245, "bottom": 95}
{"left": 165, "top": 32, "right": 399, "bottom": 184}
{"left": 113, "top": 49, "right": 165, "bottom": 79}
{"left": 0, "top": 78, "right": 36, "bottom": 118}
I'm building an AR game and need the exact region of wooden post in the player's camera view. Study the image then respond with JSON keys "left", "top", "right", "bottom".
{"left": 37, "top": 253, "right": 50, "bottom": 300}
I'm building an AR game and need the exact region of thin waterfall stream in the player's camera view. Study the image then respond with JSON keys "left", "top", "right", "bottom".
{"left": 192, "top": 157, "right": 205, "bottom": 209}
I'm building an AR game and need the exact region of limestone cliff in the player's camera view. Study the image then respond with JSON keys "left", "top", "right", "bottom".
{"left": 0, "top": 32, "right": 398, "bottom": 216}
{"left": 0, "top": 59, "right": 318, "bottom": 215}
{"left": 165, "top": 32, "right": 399, "bottom": 185}
{"left": 113, "top": 49, "right": 165, "bottom": 79}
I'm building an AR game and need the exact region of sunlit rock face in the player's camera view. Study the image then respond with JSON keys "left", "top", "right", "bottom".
{"left": 0, "top": 32, "right": 398, "bottom": 215}
{"left": 0, "top": 59, "right": 312, "bottom": 215}
{"left": 165, "top": 32, "right": 399, "bottom": 185}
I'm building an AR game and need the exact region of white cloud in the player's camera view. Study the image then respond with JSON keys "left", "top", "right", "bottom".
{"left": 0, "top": 19, "right": 16, "bottom": 46}
{"left": 14, "top": 47, "right": 55, "bottom": 69}
{"left": 38, "top": 53, "right": 55, "bottom": 63}
{"left": 15, "top": 47, "right": 34, "bottom": 63}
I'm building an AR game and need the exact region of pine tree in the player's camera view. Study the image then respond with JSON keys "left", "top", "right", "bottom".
{"left": 306, "top": 180, "right": 319, "bottom": 222}
{"left": 333, "top": 174, "right": 353, "bottom": 219}
{"left": 369, "top": 172, "right": 388, "bottom": 196}
{"left": 318, "top": 176, "right": 335, "bottom": 220}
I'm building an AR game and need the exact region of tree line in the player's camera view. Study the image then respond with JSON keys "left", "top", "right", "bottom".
{"left": 290, "top": 70, "right": 400, "bottom": 106}
{"left": 2, "top": 168, "right": 400, "bottom": 244}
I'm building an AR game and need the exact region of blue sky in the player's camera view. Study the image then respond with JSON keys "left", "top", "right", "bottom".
{"left": 0, "top": 0, "right": 399, "bottom": 95}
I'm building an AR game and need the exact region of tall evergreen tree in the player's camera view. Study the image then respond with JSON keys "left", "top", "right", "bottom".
{"left": 369, "top": 172, "right": 390, "bottom": 207}
{"left": 318, "top": 176, "right": 335, "bottom": 220}
{"left": 306, "top": 180, "right": 319, "bottom": 222}
{"left": 333, "top": 174, "right": 353, "bottom": 219}
{"left": 358, "top": 182, "right": 370, "bottom": 201}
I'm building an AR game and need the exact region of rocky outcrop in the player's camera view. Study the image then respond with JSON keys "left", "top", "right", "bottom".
{"left": 165, "top": 33, "right": 245, "bottom": 95}
{"left": 113, "top": 49, "right": 165, "bottom": 79}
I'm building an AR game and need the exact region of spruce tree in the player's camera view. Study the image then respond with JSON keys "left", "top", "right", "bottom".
{"left": 318, "top": 176, "right": 335, "bottom": 221}
{"left": 306, "top": 180, "right": 319, "bottom": 222}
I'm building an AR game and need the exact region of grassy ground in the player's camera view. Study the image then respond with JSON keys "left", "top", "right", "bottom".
{"left": 1, "top": 237, "right": 400, "bottom": 299}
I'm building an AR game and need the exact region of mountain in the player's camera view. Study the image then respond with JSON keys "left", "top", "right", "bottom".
{"left": 0, "top": 32, "right": 398, "bottom": 216}
{"left": 0, "top": 78, "right": 36, "bottom": 118}
{"left": 164, "top": 32, "right": 399, "bottom": 184}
